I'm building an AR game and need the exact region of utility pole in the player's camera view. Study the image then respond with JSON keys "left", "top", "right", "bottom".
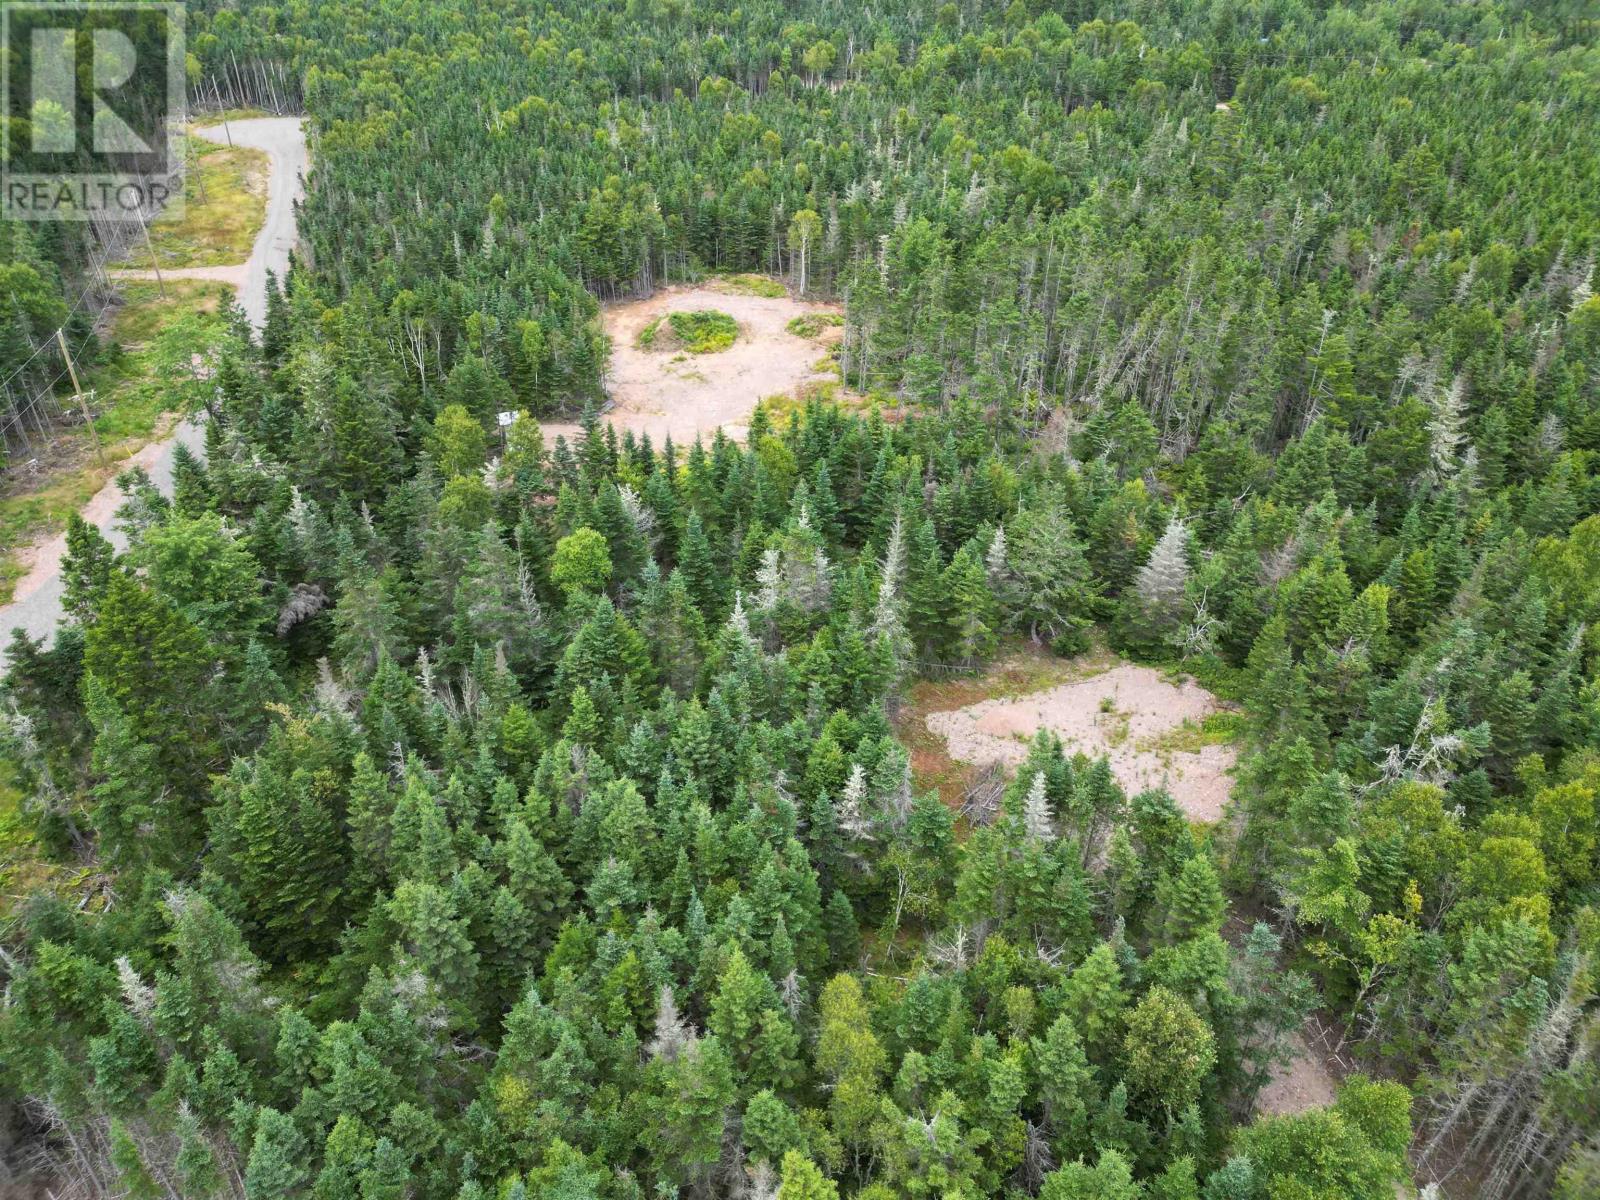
{"left": 134, "top": 206, "right": 167, "bottom": 297}
{"left": 57, "top": 329, "right": 106, "bottom": 468}
{"left": 213, "top": 78, "right": 233, "bottom": 144}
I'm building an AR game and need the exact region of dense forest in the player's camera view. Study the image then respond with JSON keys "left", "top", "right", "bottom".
{"left": 3, "top": 1, "right": 1599, "bottom": 1199}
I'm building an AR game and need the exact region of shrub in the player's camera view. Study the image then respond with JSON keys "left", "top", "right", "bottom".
{"left": 637, "top": 309, "right": 739, "bottom": 354}
{"left": 786, "top": 313, "right": 842, "bottom": 339}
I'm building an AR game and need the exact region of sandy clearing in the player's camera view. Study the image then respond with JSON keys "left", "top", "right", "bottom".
{"left": 924, "top": 661, "right": 1238, "bottom": 823}
{"left": 542, "top": 282, "right": 843, "bottom": 447}
{"left": 1255, "top": 1031, "right": 1340, "bottom": 1116}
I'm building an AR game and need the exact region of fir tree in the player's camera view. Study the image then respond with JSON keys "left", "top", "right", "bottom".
{"left": 1157, "top": 854, "right": 1227, "bottom": 946}
{"left": 244, "top": 1108, "right": 308, "bottom": 1200}
{"left": 60, "top": 512, "right": 115, "bottom": 625}
{"left": 940, "top": 545, "right": 997, "bottom": 669}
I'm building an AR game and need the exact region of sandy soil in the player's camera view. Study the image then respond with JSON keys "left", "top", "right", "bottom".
{"left": 924, "top": 661, "right": 1238, "bottom": 823}
{"left": 542, "top": 282, "right": 843, "bottom": 446}
{"left": 106, "top": 263, "right": 248, "bottom": 289}
{"left": 1256, "top": 1030, "right": 1340, "bottom": 1116}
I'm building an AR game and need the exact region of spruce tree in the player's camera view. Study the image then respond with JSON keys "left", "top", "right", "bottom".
{"left": 1157, "top": 854, "right": 1227, "bottom": 946}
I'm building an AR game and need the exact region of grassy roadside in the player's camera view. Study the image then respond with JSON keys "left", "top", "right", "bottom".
{"left": 0, "top": 281, "right": 233, "bottom": 600}
{"left": 0, "top": 121, "right": 264, "bottom": 602}
{"left": 141, "top": 132, "right": 270, "bottom": 267}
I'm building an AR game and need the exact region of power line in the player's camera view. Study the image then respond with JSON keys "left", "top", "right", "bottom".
{"left": 0, "top": 282, "right": 99, "bottom": 399}
{"left": 0, "top": 284, "right": 106, "bottom": 459}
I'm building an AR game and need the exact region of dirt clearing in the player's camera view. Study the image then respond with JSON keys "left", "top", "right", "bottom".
{"left": 924, "top": 657, "right": 1239, "bottom": 823}
{"left": 544, "top": 280, "right": 844, "bottom": 446}
{"left": 1255, "top": 1031, "right": 1340, "bottom": 1116}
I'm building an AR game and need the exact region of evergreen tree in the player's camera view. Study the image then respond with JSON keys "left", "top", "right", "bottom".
{"left": 244, "top": 1108, "right": 309, "bottom": 1200}
{"left": 940, "top": 545, "right": 998, "bottom": 669}
{"left": 1122, "top": 987, "right": 1217, "bottom": 1122}
{"left": 60, "top": 512, "right": 115, "bottom": 625}
{"left": 1157, "top": 854, "right": 1227, "bottom": 945}
{"left": 84, "top": 571, "right": 216, "bottom": 773}
{"left": 1117, "top": 518, "right": 1189, "bottom": 652}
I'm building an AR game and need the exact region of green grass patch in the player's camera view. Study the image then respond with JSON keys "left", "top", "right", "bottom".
{"left": 94, "top": 280, "right": 232, "bottom": 443}
{"left": 143, "top": 133, "right": 269, "bottom": 267}
{"left": 107, "top": 278, "right": 230, "bottom": 345}
{"left": 0, "top": 557, "right": 25, "bottom": 604}
{"left": 1163, "top": 653, "right": 1253, "bottom": 705}
{"left": 786, "top": 312, "right": 843, "bottom": 338}
{"left": 0, "top": 281, "right": 232, "bottom": 603}
{"left": 712, "top": 273, "right": 787, "bottom": 298}
{"left": 199, "top": 107, "right": 276, "bottom": 124}
{"left": 0, "top": 472, "right": 107, "bottom": 593}
{"left": 638, "top": 309, "right": 739, "bottom": 354}
{"left": 1138, "top": 710, "right": 1247, "bottom": 755}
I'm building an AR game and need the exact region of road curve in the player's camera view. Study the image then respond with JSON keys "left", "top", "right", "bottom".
{"left": 0, "top": 117, "right": 308, "bottom": 671}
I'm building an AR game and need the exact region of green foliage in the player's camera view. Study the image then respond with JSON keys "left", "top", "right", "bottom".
{"left": 716, "top": 274, "right": 787, "bottom": 298}
{"left": 777, "top": 1150, "right": 839, "bottom": 1200}
{"left": 551, "top": 527, "right": 613, "bottom": 597}
{"left": 639, "top": 310, "right": 739, "bottom": 354}
{"left": 60, "top": 513, "right": 115, "bottom": 625}
{"left": 1122, "top": 986, "right": 1217, "bottom": 1120}
{"left": 1233, "top": 1078, "right": 1413, "bottom": 1200}
{"left": 244, "top": 1108, "right": 308, "bottom": 1200}
{"left": 3, "top": 2, "right": 1599, "bottom": 1197}
{"left": 427, "top": 404, "right": 489, "bottom": 478}
{"left": 786, "top": 313, "right": 841, "bottom": 339}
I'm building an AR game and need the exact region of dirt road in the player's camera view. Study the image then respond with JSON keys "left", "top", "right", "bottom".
{"left": 0, "top": 118, "right": 308, "bottom": 671}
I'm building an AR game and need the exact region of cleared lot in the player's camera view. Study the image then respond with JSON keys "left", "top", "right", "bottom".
{"left": 544, "top": 280, "right": 844, "bottom": 446}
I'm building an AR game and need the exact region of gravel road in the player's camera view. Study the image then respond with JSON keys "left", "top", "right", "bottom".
{"left": 0, "top": 117, "right": 308, "bottom": 671}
